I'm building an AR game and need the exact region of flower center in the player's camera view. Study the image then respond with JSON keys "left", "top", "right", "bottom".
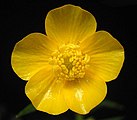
{"left": 49, "top": 44, "right": 90, "bottom": 81}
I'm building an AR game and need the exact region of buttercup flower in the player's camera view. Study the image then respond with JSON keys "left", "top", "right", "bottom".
{"left": 11, "top": 4, "right": 124, "bottom": 115}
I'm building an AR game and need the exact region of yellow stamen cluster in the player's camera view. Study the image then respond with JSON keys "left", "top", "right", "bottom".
{"left": 49, "top": 44, "right": 90, "bottom": 81}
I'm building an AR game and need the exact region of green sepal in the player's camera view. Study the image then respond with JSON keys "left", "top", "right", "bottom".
{"left": 16, "top": 104, "right": 36, "bottom": 118}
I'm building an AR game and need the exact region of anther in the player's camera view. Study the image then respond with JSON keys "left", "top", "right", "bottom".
{"left": 49, "top": 44, "right": 90, "bottom": 81}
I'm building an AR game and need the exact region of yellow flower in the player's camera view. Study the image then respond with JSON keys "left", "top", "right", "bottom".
{"left": 11, "top": 4, "right": 124, "bottom": 115}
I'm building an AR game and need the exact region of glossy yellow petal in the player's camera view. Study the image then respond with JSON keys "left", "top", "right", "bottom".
{"left": 80, "top": 31, "right": 124, "bottom": 82}
{"left": 25, "top": 66, "right": 68, "bottom": 115}
{"left": 45, "top": 4, "right": 96, "bottom": 45}
{"left": 63, "top": 77, "right": 107, "bottom": 114}
{"left": 11, "top": 33, "right": 57, "bottom": 80}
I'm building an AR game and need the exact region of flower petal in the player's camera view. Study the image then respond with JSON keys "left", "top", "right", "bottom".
{"left": 45, "top": 4, "right": 96, "bottom": 45}
{"left": 80, "top": 31, "right": 124, "bottom": 82}
{"left": 11, "top": 33, "right": 57, "bottom": 80}
{"left": 63, "top": 77, "right": 107, "bottom": 114}
{"left": 25, "top": 66, "right": 68, "bottom": 115}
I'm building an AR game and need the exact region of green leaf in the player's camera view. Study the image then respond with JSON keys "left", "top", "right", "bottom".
{"left": 16, "top": 104, "right": 36, "bottom": 118}
{"left": 100, "top": 116, "right": 124, "bottom": 120}
{"left": 100, "top": 99, "right": 125, "bottom": 111}
{"left": 75, "top": 114, "right": 84, "bottom": 120}
{"left": 75, "top": 114, "right": 95, "bottom": 120}
{"left": 86, "top": 117, "right": 95, "bottom": 120}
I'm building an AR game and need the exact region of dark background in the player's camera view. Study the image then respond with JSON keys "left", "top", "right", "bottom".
{"left": 1, "top": 0, "right": 137, "bottom": 120}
